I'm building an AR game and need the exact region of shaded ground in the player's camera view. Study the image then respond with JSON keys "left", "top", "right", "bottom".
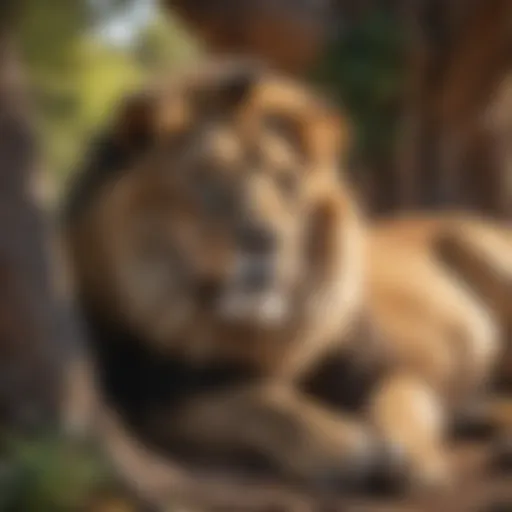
{"left": 165, "top": 443, "right": 512, "bottom": 512}
{"left": 3, "top": 378, "right": 512, "bottom": 511}
{"left": 103, "top": 411, "right": 512, "bottom": 512}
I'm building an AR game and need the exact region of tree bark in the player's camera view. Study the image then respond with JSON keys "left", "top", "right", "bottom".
{"left": 166, "top": 0, "right": 512, "bottom": 218}
{"left": 164, "top": 0, "right": 332, "bottom": 74}
{"left": 395, "top": 0, "right": 512, "bottom": 216}
{"left": 0, "top": 20, "right": 67, "bottom": 431}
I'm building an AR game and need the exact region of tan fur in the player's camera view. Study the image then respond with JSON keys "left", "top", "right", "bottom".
{"left": 368, "top": 214, "right": 501, "bottom": 399}
{"left": 65, "top": 58, "right": 373, "bottom": 489}
{"left": 69, "top": 61, "right": 360, "bottom": 368}
{"left": 364, "top": 213, "right": 512, "bottom": 489}
{"left": 65, "top": 59, "right": 512, "bottom": 494}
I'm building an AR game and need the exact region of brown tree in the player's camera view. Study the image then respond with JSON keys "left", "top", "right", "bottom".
{"left": 396, "top": 0, "right": 512, "bottom": 215}
{"left": 0, "top": 5, "right": 66, "bottom": 431}
{"left": 164, "top": 0, "right": 333, "bottom": 74}
{"left": 165, "top": 0, "right": 512, "bottom": 218}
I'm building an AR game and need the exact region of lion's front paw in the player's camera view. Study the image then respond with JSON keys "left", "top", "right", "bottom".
{"left": 368, "top": 440, "right": 453, "bottom": 497}
{"left": 290, "top": 426, "right": 382, "bottom": 494}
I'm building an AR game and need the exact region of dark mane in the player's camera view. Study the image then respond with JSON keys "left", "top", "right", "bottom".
{"left": 61, "top": 127, "right": 260, "bottom": 450}
{"left": 77, "top": 300, "right": 259, "bottom": 453}
{"left": 60, "top": 134, "right": 134, "bottom": 226}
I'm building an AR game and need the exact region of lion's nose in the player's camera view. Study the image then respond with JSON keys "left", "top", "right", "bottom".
{"left": 236, "top": 223, "right": 277, "bottom": 257}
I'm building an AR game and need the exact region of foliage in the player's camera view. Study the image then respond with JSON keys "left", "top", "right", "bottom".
{"left": 314, "top": 8, "right": 405, "bottom": 167}
{"left": 16, "top": 0, "right": 404, "bottom": 191}
{"left": 17, "top": 0, "right": 200, "bottom": 194}
{"left": 0, "top": 433, "right": 122, "bottom": 511}
{"left": 134, "top": 11, "right": 202, "bottom": 72}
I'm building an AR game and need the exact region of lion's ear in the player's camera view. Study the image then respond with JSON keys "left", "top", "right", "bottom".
{"left": 307, "top": 110, "right": 352, "bottom": 169}
{"left": 114, "top": 88, "right": 191, "bottom": 151}
{"left": 219, "top": 67, "right": 260, "bottom": 109}
{"left": 331, "top": 112, "right": 352, "bottom": 160}
{"left": 114, "top": 91, "right": 156, "bottom": 151}
{"left": 198, "top": 64, "right": 262, "bottom": 113}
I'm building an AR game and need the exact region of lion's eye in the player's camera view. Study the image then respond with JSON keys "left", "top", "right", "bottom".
{"left": 189, "top": 163, "right": 238, "bottom": 218}
{"left": 276, "top": 172, "right": 298, "bottom": 197}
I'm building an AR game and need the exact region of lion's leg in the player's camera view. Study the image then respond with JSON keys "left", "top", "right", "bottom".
{"left": 436, "top": 223, "right": 512, "bottom": 389}
{"left": 368, "top": 372, "right": 451, "bottom": 493}
{"left": 154, "top": 383, "right": 377, "bottom": 490}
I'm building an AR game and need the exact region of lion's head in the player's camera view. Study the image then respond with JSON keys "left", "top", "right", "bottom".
{"left": 68, "top": 58, "right": 363, "bottom": 366}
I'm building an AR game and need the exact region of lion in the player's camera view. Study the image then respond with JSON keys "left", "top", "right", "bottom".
{"left": 62, "top": 57, "right": 512, "bottom": 496}
{"left": 63, "top": 57, "right": 382, "bottom": 491}
{"left": 361, "top": 213, "right": 512, "bottom": 490}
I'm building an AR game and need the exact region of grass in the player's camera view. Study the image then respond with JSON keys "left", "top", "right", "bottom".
{"left": 0, "top": 431, "right": 136, "bottom": 511}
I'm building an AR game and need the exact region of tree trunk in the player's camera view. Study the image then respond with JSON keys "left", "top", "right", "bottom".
{"left": 395, "top": 0, "right": 512, "bottom": 216}
{"left": 0, "top": 19, "right": 66, "bottom": 431}
{"left": 164, "top": 0, "right": 332, "bottom": 74}
{"left": 166, "top": 0, "right": 512, "bottom": 218}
